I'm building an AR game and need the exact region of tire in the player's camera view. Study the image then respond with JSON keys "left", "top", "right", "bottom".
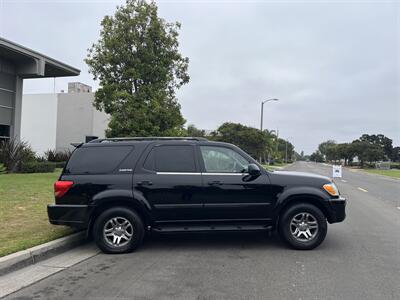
{"left": 93, "top": 207, "right": 145, "bottom": 254}
{"left": 278, "top": 203, "right": 327, "bottom": 250}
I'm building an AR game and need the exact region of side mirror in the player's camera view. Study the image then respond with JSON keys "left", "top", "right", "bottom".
{"left": 247, "top": 163, "right": 261, "bottom": 177}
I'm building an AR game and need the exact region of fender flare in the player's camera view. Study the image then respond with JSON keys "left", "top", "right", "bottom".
{"left": 274, "top": 186, "right": 333, "bottom": 223}
{"left": 87, "top": 189, "right": 153, "bottom": 236}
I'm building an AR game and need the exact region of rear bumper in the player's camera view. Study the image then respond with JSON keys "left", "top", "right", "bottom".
{"left": 47, "top": 204, "right": 89, "bottom": 228}
{"left": 327, "top": 196, "right": 346, "bottom": 223}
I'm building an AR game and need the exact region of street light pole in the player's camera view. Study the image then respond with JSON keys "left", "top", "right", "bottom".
{"left": 259, "top": 98, "right": 278, "bottom": 164}
{"left": 260, "top": 98, "right": 278, "bottom": 132}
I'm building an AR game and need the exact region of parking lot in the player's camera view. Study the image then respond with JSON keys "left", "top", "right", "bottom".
{"left": 2, "top": 162, "right": 400, "bottom": 300}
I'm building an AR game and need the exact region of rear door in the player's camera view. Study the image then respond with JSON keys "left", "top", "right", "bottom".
{"left": 133, "top": 143, "right": 203, "bottom": 222}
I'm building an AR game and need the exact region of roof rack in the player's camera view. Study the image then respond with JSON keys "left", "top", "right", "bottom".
{"left": 89, "top": 137, "right": 208, "bottom": 143}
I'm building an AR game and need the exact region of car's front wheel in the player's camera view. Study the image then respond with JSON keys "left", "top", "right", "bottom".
{"left": 93, "top": 207, "right": 145, "bottom": 254}
{"left": 279, "top": 203, "right": 327, "bottom": 250}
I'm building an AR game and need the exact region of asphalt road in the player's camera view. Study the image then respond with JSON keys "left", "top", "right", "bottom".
{"left": 4, "top": 162, "right": 400, "bottom": 300}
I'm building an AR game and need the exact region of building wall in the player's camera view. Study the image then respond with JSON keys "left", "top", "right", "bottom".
{"left": 0, "top": 57, "right": 16, "bottom": 139}
{"left": 21, "top": 94, "right": 58, "bottom": 154}
{"left": 68, "top": 82, "right": 92, "bottom": 93}
{"left": 92, "top": 105, "right": 109, "bottom": 138}
{"left": 55, "top": 93, "right": 108, "bottom": 152}
{"left": 21, "top": 92, "right": 109, "bottom": 154}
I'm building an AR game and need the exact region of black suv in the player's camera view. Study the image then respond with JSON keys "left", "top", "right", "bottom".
{"left": 48, "top": 137, "right": 346, "bottom": 253}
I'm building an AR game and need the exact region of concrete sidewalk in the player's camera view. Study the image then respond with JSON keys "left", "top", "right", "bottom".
{"left": 0, "top": 232, "right": 87, "bottom": 276}
{"left": 0, "top": 243, "right": 99, "bottom": 298}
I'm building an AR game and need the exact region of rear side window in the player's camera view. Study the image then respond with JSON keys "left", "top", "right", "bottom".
{"left": 143, "top": 145, "right": 196, "bottom": 172}
{"left": 65, "top": 146, "right": 133, "bottom": 174}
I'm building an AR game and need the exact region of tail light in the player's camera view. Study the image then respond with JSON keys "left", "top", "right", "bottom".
{"left": 54, "top": 181, "right": 74, "bottom": 198}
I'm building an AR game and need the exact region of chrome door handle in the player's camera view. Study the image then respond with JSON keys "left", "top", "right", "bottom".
{"left": 208, "top": 180, "right": 222, "bottom": 186}
{"left": 137, "top": 180, "right": 153, "bottom": 186}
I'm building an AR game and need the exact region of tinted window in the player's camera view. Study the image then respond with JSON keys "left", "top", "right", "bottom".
{"left": 149, "top": 145, "right": 196, "bottom": 172}
{"left": 65, "top": 146, "right": 133, "bottom": 174}
{"left": 200, "top": 146, "right": 250, "bottom": 173}
{"left": 143, "top": 149, "right": 155, "bottom": 171}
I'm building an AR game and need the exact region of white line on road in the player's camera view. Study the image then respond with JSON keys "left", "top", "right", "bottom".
{"left": 357, "top": 187, "right": 368, "bottom": 193}
{"left": 341, "top": 179, "right": 347, "bottom": 183}
{"left": 397, "top": 207, "right": 400, "bottom": 210}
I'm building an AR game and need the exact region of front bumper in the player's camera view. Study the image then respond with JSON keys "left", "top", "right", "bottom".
{"left": 48, "top": 204, "right": 90, "bottom": 228}
{"left": 327, "top": 196, "right": 346, "bottom": 223}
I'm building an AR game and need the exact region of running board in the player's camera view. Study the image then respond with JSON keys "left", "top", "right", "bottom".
{"left": 152, "top": 224, "right": 272, "bottom": 233}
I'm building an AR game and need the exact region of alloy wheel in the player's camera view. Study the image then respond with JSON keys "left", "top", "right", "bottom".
{"left": 289, "top": 212, "right": 319, "bottom": 242}
{"left": 103, "top": 217, "right": 134, "bottom": 247}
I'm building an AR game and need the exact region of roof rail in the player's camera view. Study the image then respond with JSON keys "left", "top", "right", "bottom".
{"left": 89, "top": 137, "right": 208, "bottom": 143}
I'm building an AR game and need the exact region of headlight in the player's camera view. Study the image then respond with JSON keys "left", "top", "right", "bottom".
{"left": 323, "top": 183, "right": 339, "bottom": 196}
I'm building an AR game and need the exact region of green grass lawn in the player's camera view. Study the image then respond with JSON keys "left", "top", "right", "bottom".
{"left": 0, "top": 169, "right": 73, "bottom": 257}
{"left": 362, "top": 168, "right": 400, "bottom": 179}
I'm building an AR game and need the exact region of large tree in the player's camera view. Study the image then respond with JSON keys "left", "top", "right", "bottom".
{"left": 318, "top": 140, "right": 336, "bottom": 160}
{"left": 86, "top": 0, "right": 189, "bottom": 137}
{"left": 351, "top": 140, "right": 384, "bottom": 167}
{"left": 359, "top": 134, "right": 393, "bottom": 159}
{"left": 310, "top": 150, "right": 324, "bottom": 163}
{"left": 186, "top": 124, "right": 205, "bottom": 137}
{"left": 210, "top": 123, "right": 270, "bottom": 161}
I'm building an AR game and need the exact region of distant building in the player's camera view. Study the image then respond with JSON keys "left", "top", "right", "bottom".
{"left": 21, "top": 91, "right": 109, "bottom": 154}
{"left": 0, "top": 37, "right": 80, "bottom": 141}
{"left": 68, "top": 82, "right": 92, "bottom": 93}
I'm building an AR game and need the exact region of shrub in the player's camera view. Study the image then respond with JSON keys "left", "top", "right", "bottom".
{"left": 391, "top": 162, "right": 400, "bottom": 169}
{"left": 45, "top": 149, "right": 72, "bottom": 162}
{"left": 19, "top": 161, "right": 56, "bottom": 173}
{"left": 55, "top": 161, "right": 66, "bottom": 169}
{"left": 0, "top": 163, "right": 6, "bottom": 174}
{"left": 0, "top": 138, "right": 36, "bottom": 172}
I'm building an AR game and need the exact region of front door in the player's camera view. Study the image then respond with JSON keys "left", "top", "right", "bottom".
{"left": 199, "top": 145, "right": 274, "bottom": 222}
{"left": 133, "top": 144, "right": 203, "bottom": 223}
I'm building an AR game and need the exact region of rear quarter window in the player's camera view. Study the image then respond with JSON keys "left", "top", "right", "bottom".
{"left": 143, "top": 145, "right": 196, "bottom": 172}
{"left": 65, "top": 146, "right": 133, "bottom": 174}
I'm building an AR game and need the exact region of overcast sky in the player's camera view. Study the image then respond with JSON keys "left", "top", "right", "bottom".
{"left": 0, "top": 0, "right": 398, "bottom": 154}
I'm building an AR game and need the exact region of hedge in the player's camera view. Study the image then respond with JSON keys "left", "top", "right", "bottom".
{"left": 19, "top": 161, "right": 56, "bottom": 173}
{"left": 55, "top": 161, "right": 66, "bottom": 169}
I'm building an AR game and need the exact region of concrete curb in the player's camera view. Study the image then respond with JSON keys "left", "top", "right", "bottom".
{"left": 0, "top": 231, "right": 86, "bottom": 276}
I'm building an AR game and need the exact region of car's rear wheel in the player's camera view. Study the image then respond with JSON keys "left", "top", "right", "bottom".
{"left": 93, "top": 207, "right": 145, "bottom": 254}
{"left": 278, "top": 203, "right": 327, "bottom": 250}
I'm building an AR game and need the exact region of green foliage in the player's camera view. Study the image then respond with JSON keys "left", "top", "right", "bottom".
{"left": 0, "top": 163, "right": 6, "bottom": 174}
{"left": 351, "top": 140, "right": 384, "bottom": 167}
{"left": 391, "top": 147, "right": 400, "bottom": 162}
{"left": 275, "top": 138, "right": 294, "bottom": 162}
{"left": 359, "top": 134, "right": 393, "bottom": 159}
{"left": 310, "top": 151, "right": 324, "bottom": 162}
{"left": 318, "top": 140, "right": 336, "bottom": 160}
{"left": 19, "top": 161, "right": 56, "bottom": 173}
{"left": 44, "top": 149, "right": 71, "bottom": 162}
{"left": 86, "top": 0, "right": 189, "bottom": 137}
{"left": 186, "top": 124, "right": 205, "bottom": 137}
{"left": 210, "top": 123, "right": 272, "bottom": 160}
{"left": 54, "top": 162, "right": 66, "bottom": 169}
{"left": 0, "top": 138, "right": 36, "bottom": 172}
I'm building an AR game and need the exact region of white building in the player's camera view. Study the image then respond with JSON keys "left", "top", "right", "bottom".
{"left": 0, "top": 37, "right": 80, "bottom": 142}
{"left": 21, "top": 91, "right": 109, "bottom": 154}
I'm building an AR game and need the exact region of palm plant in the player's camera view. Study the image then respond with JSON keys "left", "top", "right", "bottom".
{"left": 0, "top": 138, "right": 35, "bottom": 172}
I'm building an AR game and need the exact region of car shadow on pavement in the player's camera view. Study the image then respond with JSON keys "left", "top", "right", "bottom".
{"left": 139, "top": 232, "right": 287, "bottom": 252}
